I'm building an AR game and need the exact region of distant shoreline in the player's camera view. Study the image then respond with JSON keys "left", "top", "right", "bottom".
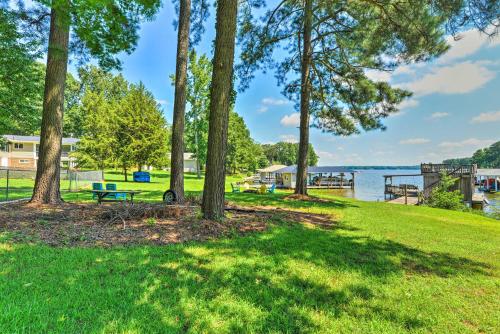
{"left": 340, "top": 166, "right": 420, "bottom": 170}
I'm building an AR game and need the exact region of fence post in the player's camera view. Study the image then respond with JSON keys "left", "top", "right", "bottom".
{"left": 404, "top": 184, "right": 408, "bottom": 205}
{"left": 5, "top": 169, "right": 9, "bottom": 201}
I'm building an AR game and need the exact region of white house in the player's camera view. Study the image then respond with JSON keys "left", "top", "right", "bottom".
{"left": 183, "top": 153, "right": 198, "bottom": 173}
{"left": 0, "top": 135, "right": 78, "bottom": 169}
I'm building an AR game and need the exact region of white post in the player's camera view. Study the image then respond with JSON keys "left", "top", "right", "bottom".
{"left": 33, "top": 143, "right": 37, "bottom": 168}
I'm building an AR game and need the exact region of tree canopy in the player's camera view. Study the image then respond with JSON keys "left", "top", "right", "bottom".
{"left": 261, "top": 142, "right": 318, "bottom": 166}
{"left": 74, "top": 66, "right": 170, "bottom": 177}
{"left": 443, "top": 141, "right": 500, "bottom": 168}
{"left": 0, "top": 3, "right": 44, "bottom": 135}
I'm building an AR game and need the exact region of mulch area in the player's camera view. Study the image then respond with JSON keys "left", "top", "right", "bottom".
{"left": 0, "top": 201, "right": 338, "bottom": 247}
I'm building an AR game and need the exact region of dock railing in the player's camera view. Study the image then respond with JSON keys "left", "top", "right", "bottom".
{"left": 420, "top": 163, "right": 477, "bottom": 175}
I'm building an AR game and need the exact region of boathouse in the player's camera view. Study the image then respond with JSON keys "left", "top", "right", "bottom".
{"left": 274, "top": 166, "right": 356, "bottom": 189}
{"left": 383, "top": 163, "right": 478, "bottom": 205}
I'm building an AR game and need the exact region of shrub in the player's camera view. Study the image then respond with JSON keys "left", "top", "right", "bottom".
{"left": 426, "top": 171, "right": 465, "bottom": 210}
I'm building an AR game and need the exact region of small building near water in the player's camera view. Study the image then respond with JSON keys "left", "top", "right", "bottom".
{"left": 257, "top": 165, "right": 287, "bottom": 184}
{"left": 273, "top": 165, "right": 356, "bottom": 189}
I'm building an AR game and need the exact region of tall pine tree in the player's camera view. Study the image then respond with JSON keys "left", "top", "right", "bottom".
{"left": 239, "top": 0, "right": 499, "bottom": 195}
{"left": 31, "top": 0, "right": 161, "bottom": 204}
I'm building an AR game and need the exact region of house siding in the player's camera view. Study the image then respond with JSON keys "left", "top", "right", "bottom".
{"left": 9, "top": 157, "right": 36, "bottom": 169}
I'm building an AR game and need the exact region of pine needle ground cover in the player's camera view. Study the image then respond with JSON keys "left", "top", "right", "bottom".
{"left": 0, "top": 179, "right": 499, "bottom": 333}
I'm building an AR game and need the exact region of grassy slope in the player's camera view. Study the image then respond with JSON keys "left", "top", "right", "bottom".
{"left": 0, "top": 174, "right": 499, "bottom": 333}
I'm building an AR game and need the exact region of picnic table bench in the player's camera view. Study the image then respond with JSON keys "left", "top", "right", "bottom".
{"left": 89, "top": 190, "right": 142, "bottom": 204}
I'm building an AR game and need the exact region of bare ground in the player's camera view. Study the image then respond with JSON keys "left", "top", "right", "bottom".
{"left": 0, "top": 201, "right": 338, "bottom": 247}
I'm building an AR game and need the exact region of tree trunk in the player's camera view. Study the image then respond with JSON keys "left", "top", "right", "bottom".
{"left": 201, "top": 0, "right": 238, "bottom": 219}
{"left": 124, "top": 166, "right": 128, "bottom": 182}
{"left": 294, "top": 0, "right": 313, "bottom": 196}
{"left": 169, "top": 0, "right": 191, "bottom": 203}
{"left": 30, "top": 2, "right": 70, "bottom": 204}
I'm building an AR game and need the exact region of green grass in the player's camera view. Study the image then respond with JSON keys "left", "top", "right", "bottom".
{"left": 0, "top": 173, "right": 499, "bottom": 333}
{"left": 0, "top": 170, "right": 241, "bottom": 202}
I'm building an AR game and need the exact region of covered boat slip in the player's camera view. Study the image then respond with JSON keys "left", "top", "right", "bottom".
{"left": 272, "top": 166, "right": 356, "bottom": 189}
{"left": 476, "top": 169, "right": 500, "bottom": 193}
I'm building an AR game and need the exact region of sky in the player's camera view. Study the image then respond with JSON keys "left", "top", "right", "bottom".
{"left": 74, "top": 2, "right": 500, "bottom": 166}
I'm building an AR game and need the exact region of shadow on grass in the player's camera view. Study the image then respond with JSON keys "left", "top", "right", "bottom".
{"left": 226, "top": 192, "right": 359, "bottom": 210}
{"left": 0, "top": 222, "right": 492, "bottom": 332}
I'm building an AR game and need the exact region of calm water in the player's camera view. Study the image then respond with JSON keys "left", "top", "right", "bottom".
{"left": 319, "top": 169, "right": 499, "bottom": 213}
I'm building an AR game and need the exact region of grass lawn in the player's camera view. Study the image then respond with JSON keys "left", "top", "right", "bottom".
{"left": 0, "top": 173, "right": 499, "bottom": 333}
{"left": 0, "top": 170, "right": 241, "bottom": 202}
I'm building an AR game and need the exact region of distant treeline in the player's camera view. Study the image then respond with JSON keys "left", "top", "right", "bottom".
{"left": 347, "top": 166, "right": 420, "bottom": 170}
{"left": 443, "top": 141, "right": 499, "bottom": 168}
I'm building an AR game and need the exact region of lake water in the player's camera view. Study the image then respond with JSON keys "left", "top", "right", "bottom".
{"left": 317, "top": 169, "right": 499, "bottom": 213}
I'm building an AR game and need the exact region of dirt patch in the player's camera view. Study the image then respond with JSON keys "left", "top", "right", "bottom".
{"left": 0, "top": 202, "right": 338, "bottom": 247}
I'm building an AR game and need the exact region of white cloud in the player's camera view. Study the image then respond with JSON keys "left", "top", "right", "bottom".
{"left": 398, "top": 98, "right": 419, "bottom": 110}
{"left": 437, "top": 28, "right": 500, "bottom": 64}
{"left": 439, "top": 29, "right": 488, "bottom": 64}
{"left": 471, "top": 111, "right": 500, "bottom": 123}
{"left": 280, "top": 113, "right": 301, "bottom": 127}
{"left": 438, "top": 138, "right": 495, "bottom": 148}
{"left": 399, "top": 138, "right": 431, "bottom": 145}
{"left": 257, "top": 106, "right": 268, "bottom": 113}
{"left": 156, "top": 99, "right": 168, "bottom": 106}
{"left": 257, "top": 97, "right": 290, "bottom": 114}
{"left": 429, "top": 112, "right": 450, "bottom": 119}
{"left": 402, "top": 61, "right": 495, "bottom": 96}
{"left": 317, "top": 151, "right": 363, "bottom": 165}
{"left": 279, "top": 134, "right": 298, "bottom": 143}
{"left": 262, "top": 97, "right": 289, "bottom": 106}
{"left": 365, "top": 69, "right": 391, "bottom": 82}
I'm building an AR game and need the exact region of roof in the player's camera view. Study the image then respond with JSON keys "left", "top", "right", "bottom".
{"left": 2, "top": 135, "right": 79, "bottom": 145}
{"left": 275, "top": 165, "right": 356, "bottom": 174}
{"left": 258, "top": 165, "right": 287, "bottom": 173}
{"left": 477, "top": 169, "right": 500, "bottom": 177}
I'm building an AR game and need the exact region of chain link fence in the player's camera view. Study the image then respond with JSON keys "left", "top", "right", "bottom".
{"left": 0, "top": 168, "right": 103, "bottom": 202}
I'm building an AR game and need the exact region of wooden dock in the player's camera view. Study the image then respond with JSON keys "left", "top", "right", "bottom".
{"left": 387, "top": 196, "right": 419, "bottom": 205}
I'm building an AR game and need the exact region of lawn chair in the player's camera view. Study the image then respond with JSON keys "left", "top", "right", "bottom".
{"left": 267, "top": 184, "right": 276, "bottom": 194}
{"left": 231, "top": 183, "right": 241, "bottom": 193}
{"left": 92, "top": 182, "right": 103, "bottom": 200}
{"left": 105, "top": 183, "right": 127, "bottom": 201}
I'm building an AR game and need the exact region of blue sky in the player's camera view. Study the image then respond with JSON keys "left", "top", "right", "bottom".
{"left": 82, "top": 2, "right": 500, "bottom": 166}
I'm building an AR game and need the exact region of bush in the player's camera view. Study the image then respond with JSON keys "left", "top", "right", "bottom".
{"left": 426, "top": 172, "right": 465, "bottom": 210}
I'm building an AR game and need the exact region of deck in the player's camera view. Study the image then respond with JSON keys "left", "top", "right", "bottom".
{"left": 387, "top": 196, "right": 419, "bottom": 205}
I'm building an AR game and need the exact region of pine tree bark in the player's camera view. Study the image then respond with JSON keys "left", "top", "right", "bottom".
{"left": 201, "top": 0, "right": 238, "bottom": 219}
{"left": 30, "top": 2, "right": 70, "bottom": 204}
{"left": 170, "top": 0, "right": 191, "bottom": 203}
{"left": 295, "top": 0, "right": 313, "bottom": 195}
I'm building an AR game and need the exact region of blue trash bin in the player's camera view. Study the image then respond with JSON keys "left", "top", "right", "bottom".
{"left": 133, "top": 171, "right": 151, "bottom": 183}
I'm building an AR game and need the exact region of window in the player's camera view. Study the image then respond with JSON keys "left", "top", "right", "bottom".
{"left": 14, "top": 143, "right": 24, "bottom": 149}
{"left": 19, "top": 159, "right": 29, "bottom": 164}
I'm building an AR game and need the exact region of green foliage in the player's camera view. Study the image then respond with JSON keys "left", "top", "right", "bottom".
{"left": 184, "top": 51, "right": 211, "bottom": 169}
{"left": 261, "top": 142, "right": 319, "bottom": 166}
{"left": 443, "top": 141, "right": 500, "bottom": 168}
{"left": 0, "top": 5, "right": 44, "bottom": 135}
{"left": 226, "top": 111, "right": 267, "bottom": 174}
{"left": 63, "top": 73, "right": 84, "bottom": 137}
{"left": 427, "top": 172, "right": 465, "bottom": 210}
{"left": 75, "top": 66, "right": 169, "bottom": 172}
{"left": 471, "top": 141, "right": 500, "bottom": 168}
{"left": 28, "top": 0, "right": 162, "bottom": 70}
{"left": 442, "top": 157, "right": 473, "bottom": 167}
{"left": 237, "top": 1, "right": 498, "bottom": 137}
{"left": 116, "top": 82, "right": 170, "bottom": 171}
{"left": 181, "top": 51, "right": 264, "bottom": 174}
